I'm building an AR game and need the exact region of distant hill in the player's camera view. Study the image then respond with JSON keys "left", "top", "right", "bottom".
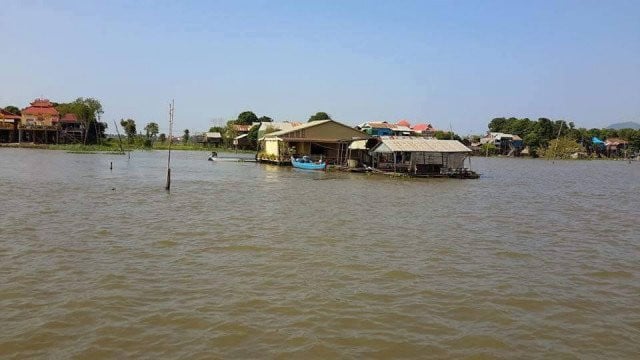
{"left": 607, "top": 121, "right": 640, "bottom": 130}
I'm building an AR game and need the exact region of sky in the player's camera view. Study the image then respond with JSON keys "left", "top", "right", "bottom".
{"left": 1, "top": 0, "right": 639, "bottom": 134}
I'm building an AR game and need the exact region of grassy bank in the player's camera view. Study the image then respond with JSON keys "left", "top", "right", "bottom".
{"left": 2, "top": 142, "right": 256, "bottom": 154}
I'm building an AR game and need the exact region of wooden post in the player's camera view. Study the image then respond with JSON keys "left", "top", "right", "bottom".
{"left": 113, "top": 120, "right": 125, "bottom": 155}
{"left": 165, "top": 100, "right": 174, "bottom": 191}
{"left": 393, "top": 152, "right": 397, "bottom": 173}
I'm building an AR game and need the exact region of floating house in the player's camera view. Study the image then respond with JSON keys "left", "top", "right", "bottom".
{"left": 368, "top": 137, "right": 473, "bottom": 176}
{"left": 258, "top": 119, "right": 369, "bottom": 165}
{"left": 257, "top": 121, "right": 302, "bottom": 139}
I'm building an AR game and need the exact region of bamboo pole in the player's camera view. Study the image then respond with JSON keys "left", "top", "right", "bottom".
{"left": 113, "top": 120, "right": 125, "bottom": 155}
{"left": 551, "top": 121, "right": 564, "bottom": 163}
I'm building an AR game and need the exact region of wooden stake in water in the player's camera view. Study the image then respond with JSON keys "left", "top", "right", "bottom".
{"left": 165, "top": 100, "right": 174, "bottom": 191}
{"left": 113, "top": 120, "right": 125, "bottom": 155}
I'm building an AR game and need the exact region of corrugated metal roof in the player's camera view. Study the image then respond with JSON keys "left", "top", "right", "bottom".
{"left": 349, "top": 140, "right": 368, "bottom": 150}
{"left": 206, "top": 132, "right": 222, "bottom": 138}
{"left": 371, "top": 137, "right": 471, "bottom": 153}
{"left": 363, "top": 122, "right": 398, "bottom": 129}
{"left": 264, "top": 120, "right": 332, "bottom": 137}
{"left": 258, "top": 121, "right": 302, "bottom": 133}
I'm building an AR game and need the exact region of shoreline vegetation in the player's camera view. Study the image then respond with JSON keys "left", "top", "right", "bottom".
{"left": 2, "top": 140, "right": 636, "bottom": 162}
{"left": 2, "top": 98, "right": 639, "bottom": 161}
{"left": 0, "top": 142, "right": 255, "bottom": 154}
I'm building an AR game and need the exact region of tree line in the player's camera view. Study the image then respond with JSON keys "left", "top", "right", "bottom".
{"left": 487, "top": 117, "right": 640, "bottom": 154}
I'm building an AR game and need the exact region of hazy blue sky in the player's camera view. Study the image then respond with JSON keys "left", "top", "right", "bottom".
{"left": 1, "top": 0, "right": 638, "bottom": 134}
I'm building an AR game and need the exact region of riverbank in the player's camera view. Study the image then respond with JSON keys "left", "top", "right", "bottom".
{"left": 0, "top": 142, "right": 256, "bottom": 154}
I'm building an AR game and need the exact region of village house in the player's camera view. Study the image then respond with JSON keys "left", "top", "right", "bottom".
{"left": 480, "top": 132, "right": 524, "bottom": 155}
{"left": 357, "top": 120, "right": 436, "bottom": 137}
{"left": 204, "top": 132, "right": 222, "bottom": 147}
{"left": 357, "top": 121, "right": 396, "bottom": 136}
{"left": 19, "top": 98, "right": 60, "bottom": 143}
{"left": 0, "top": 98, "right": 92, "bottom": 144}
{"left": 412, "top": 123, "right": 436, "bottom": 137}
{"left": 231, "top": 123, "right": 257, "bottom": 149}
{"left": 258, "top": 119, "right": 369, "bottom": 165}
{"left": 0, "top": 109, "right": 22, "bottom": 143}
{"left": 56, "top": 113, "right": 84, "bottom": 143}
{"left": 604, "top": 138, "right": 629, "bottom": 157}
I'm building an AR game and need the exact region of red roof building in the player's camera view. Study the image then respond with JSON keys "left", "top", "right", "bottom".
{"left": 57, "top": 113, "right": 78, "bottom": 123}
{"left": 21, "top": 98, "right": 59, "bottom": 126}
{"left": 22, "top": 98, "right": 59, "bottom": 116}
{"left": 412, "top": 123, "right": 436, "bottom": 136}
{"left": 397, "top": 119, "right": 411, "bottom": 127}
{"left": 0, "top": 108, "right": 21, "bottom": 121}
{"left": 412, "top": 123, "right": 434, "bottom": 131}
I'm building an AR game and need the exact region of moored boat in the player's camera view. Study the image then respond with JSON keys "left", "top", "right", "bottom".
{"left": 291, "top": 156, "right": 326, "bottom": 170}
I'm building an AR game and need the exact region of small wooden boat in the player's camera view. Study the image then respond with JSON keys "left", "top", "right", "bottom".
{"left": 291, "top": 156, "right": 326, "bottom": 170}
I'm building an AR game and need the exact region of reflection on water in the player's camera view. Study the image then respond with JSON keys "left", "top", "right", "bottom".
{"left": 1, "top": 149, "right": 639, "bottom": 358}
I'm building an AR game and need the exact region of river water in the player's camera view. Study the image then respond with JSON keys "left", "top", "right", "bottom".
{"left": 0, "top": 148, "right": 638, "bottom": 359}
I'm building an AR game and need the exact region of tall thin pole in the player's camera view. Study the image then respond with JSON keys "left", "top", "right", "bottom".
{"left": 113, "top": 120, "right": 125, "bottom": 154}
{"left": 551, "top": 121, "right": 563, "bottom": 163}
{"left": 165, "top": 100, "right": 174, "bottom": 191}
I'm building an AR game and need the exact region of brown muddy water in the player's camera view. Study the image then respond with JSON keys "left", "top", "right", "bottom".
{"left": 0, "top": 148, "right": 639, "bottom": 359}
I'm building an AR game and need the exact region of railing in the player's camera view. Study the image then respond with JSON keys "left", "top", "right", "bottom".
{"left": 18, "top": 124, "right": 59, "bottom": 130}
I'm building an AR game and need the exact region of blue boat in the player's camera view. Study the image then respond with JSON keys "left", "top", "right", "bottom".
{"left": 291, "top": 156, "right": 326, "bottom": 170}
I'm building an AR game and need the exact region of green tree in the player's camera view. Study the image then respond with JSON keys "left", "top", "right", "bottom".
{"left": 481, "top": 142, "right": 498, "bottom": 155}
{"left": 488, "top": 117, "right": 508, "bottom": 132}
{"left": 236, "top": 111, "right": 258, "bottom": 125}
{"left": 144, "top": 122, "right": 159, "bottom": 139}
{"left": 159, "top": 133, "right": 167, "bottom": 143}
{"left": 3, "top": 105, "right": 21, "bottom": 115}
{"left": 120, "top": 118, "right": 137, "bottom": 143}
{"left": 77, "top": 97, "right": 103, "bottom": 122}
{"left": 209, "top": 126, "right": 225, "bottom": 133}
{"left": 433, "top": 130, "right": 461, "bottom": 141}
{"left": 258, "top": 116, "right": 273, "bottom": 123}
{"left": 538, "top": 137, "right": 585, "bottom": 159}
{"left": 308, "top": 112, "right": 331, "bottom": 122}
{"left": 55, "top": 97, "right": 105, "bottom": 144}
{"left": 183, "top": 129, "right": 190, "bottom": 144}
